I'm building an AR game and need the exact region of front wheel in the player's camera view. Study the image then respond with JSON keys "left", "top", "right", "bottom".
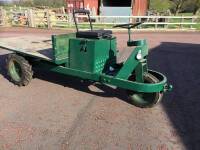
{"left": 127, "top": 73, "right": 163, "bottom": 108}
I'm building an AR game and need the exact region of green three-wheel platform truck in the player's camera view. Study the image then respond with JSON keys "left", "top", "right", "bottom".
{"left": 0, "top": 9, "right": 172, "bottom": 108}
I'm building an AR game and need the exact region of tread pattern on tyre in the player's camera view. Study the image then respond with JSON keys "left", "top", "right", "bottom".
{"left": 6, "top": 54, "right": 33, "bottom": 86}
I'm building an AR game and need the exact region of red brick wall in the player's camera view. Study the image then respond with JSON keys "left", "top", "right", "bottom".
{"left": 84, "top": 0, "right": 99, "bottom": 15}
{"left": 66, "top": 0, "right": 84, "bottom": 13}
{"left": 132, "top": 0, "right": 148, "bottom": 16}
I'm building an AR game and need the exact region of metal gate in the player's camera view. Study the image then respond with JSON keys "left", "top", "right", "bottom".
{"left": 0, "top": 8, "right": 3, "bottom": 26}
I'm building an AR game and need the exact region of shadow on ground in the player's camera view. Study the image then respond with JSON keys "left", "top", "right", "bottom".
{"left": 0, "top": 53, "right": 129, "bottom": 104}
{"left": 0, "top": 54, "right": 8, "bottom": 77}
{"left": 148, "top": 42, "right": 200, "bottom": 150}
{"left": 1, "top": 42, "right": 200, "bottom": 149}
{"left": 33, "top": 69, "right": 129, "bottom": 103}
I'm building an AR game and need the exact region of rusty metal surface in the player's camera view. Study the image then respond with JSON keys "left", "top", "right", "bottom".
{"left": 0, "top": 27, "right": 200, "bottom": 150}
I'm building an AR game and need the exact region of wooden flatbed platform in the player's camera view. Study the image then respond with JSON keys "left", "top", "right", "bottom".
{"left": 0, "top": 35, "right": 53, "bottom": 61}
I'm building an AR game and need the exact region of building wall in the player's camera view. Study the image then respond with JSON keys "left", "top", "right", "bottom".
{"left": 66, "top": 0, "right": 98, "bottom": 15}
{"left": 66, "top": 0, "right": 84, "bottom": 13}
{"left": 132, "top": 0, "right": 148, "bottom": 16}
{"left": 84, "top": 0, "right": 99, "bottom": 15}
{"left": 66, "top": 0, "right": 148, "bottom": 16}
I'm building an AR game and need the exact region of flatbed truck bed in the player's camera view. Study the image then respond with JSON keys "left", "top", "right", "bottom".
{"left": 0, "top": 35, "right": 53, "bottom": 61}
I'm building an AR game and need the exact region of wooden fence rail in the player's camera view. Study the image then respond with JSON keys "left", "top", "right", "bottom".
{"left": 75, "top": 15, "right": 199, "bottom": 29}
{"left": 0, "top": 7, "right": 6, "bottom": 26}
{"left": 0, "top": 8, "right": 199, "bottom": 30}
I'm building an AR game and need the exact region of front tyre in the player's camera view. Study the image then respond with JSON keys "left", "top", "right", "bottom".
{"left": 127, "top": 73, "right": 163, "bottom": 108}
{"left": 6, "top": 54, "right": 33, "bottom": 86}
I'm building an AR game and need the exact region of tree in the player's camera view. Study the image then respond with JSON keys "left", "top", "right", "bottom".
{"left": 170, "top": 0, "right": 188, "bottom": 15}
{"left": 15, "top": 0, "right": 34, "bottom": 7}
{"left": 149, "top": 0, "right": 171, "bottom": 12}
{"left": 149, "top": 0, "right": 199, "bottom": 15}
{"left": 33, "top": 0, "right": 65, "bottom": 7}
{"left": 180, "top": 0, "right": 200, "bottom": 15}
{"left": 192, "top": 0, "right": 200, "bottom": 14}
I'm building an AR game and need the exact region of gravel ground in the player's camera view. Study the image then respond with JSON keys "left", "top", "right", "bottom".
{"left": 0, "top": 27, "right": 200, "bottom": 150}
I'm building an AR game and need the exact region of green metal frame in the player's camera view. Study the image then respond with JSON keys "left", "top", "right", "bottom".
{"left": 36, "top": 61, "right": 168, "bottom": 93}
{"left": 1, "top": 31, "right": 171, "bottom": 94}
{"left": 52, "top": 33, "right": 76, "bottom": 65}
{"left": 34, "top": 38, "right": 170, "bottom": 94}
{"left": 116, "top": 39, "right": 148, "bottom": 80}
{"left": 0, "top": 7, "right": 172, "bottom": 100}
{"left": 100, "top": 70, "right": 167, "bottom": 93}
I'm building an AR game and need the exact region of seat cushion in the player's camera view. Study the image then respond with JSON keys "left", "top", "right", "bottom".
{"left": 76, "top": 30, "right": 112, "bottom": 39}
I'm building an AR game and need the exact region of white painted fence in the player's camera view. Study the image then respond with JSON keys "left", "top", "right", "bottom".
{"left": 71, "top": 15, "right": 199, "bottom": 30}
{"left": 0, "top": 8, "right": 199, "bottom": 30}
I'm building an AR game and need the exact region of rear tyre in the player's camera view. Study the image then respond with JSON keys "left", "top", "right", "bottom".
{"left": 127, "top": 73, "right": 163, "bottom": 108}
{"left": 6, "top": 54, "right": 33, "bottom": 86}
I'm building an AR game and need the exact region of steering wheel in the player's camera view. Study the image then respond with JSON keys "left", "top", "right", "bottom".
{"left": 113, "top": 22, "right": 144, "bottom": 29}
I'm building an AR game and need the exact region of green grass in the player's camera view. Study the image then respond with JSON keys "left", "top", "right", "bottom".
{"left": 193, "top": 23, "right": 200, "bottom": 30}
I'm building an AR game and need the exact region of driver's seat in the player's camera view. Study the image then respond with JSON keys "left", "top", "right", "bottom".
{"left": 73, "top": 9, "right": 112, "bottom": 39}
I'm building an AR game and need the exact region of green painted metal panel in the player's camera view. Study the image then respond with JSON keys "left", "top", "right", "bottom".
{"left": 37, "top": 61, "right": 100, "bottom": 81}
{"left": 116, "top": 47, "right": 139, "bottom": 79}
{"left": 135, "top": 62, "right": 144, "bottom": 82}
{"left": 116, "top": 40, "right": 148, "bottom": 79}
{"left": 101, "top": 70, "right": 168, "bottom": 93}
{"left": 52, "top": 33, "right": 75, "bottom": 65}
{"left": 37, "top": 61, "right": 168, "bottom": 93}
{"left": 69, "top": 37, "right": 117, "bottom": 73}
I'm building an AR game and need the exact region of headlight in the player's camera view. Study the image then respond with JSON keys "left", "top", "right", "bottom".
{"left": 136, "top": 50, "right": 143, "bottom": 60}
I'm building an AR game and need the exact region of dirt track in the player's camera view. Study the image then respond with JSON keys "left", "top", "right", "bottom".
{"left": 0, "top": 27, "right": 200, "bottom": 150}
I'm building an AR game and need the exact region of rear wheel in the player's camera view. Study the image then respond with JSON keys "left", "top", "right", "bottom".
{"left": 127, "top": 73, "right": 163, "bottom": 108}
{"left": 6, "top": 54, "right": 33, "bottom": 86}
